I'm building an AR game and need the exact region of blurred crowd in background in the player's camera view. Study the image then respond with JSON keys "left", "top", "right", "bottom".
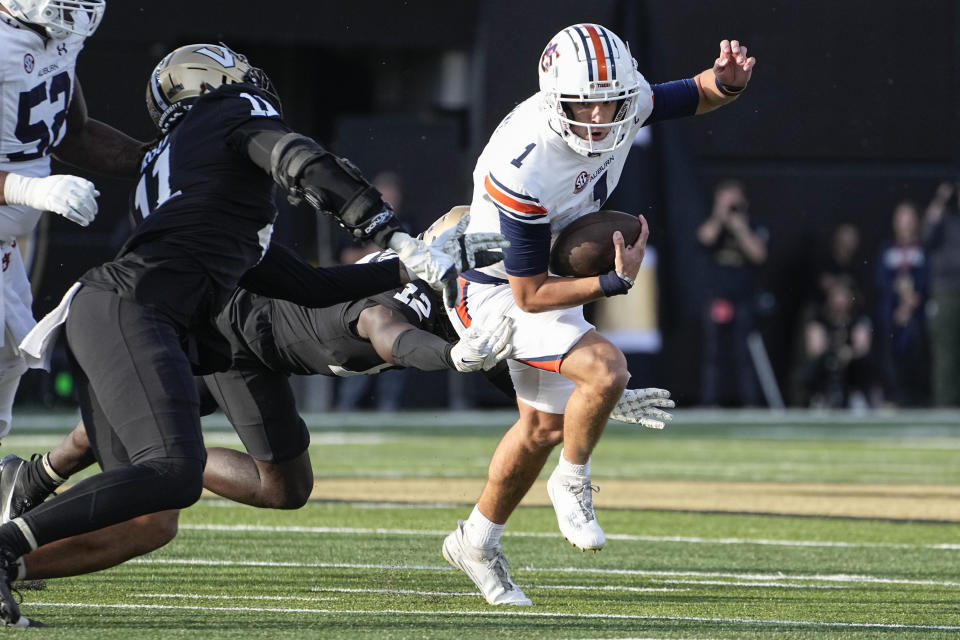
{"left": 697, "top": 179, "right": 960, "bottom": 411}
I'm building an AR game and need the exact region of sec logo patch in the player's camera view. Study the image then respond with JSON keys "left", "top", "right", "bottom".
{"left": 573, "top": 170, "right": 589, "bottom": 194}
{"left": 23, "top": 53, "right": 35, "bottom": 73}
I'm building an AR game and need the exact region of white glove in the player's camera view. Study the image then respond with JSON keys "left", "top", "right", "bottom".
{"left": 389, "top": 213, "right": 509, "bottom": 304}
{"left": 449, "top": 316, "right": 515, "bottom": 372}
{"left": 610, "top": 388, "right": 675, "bottom": 429}
{"left": 3, "top": 173, "right": 99, "bottom": 227}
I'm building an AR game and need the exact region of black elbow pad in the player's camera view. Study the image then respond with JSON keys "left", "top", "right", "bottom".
{"left": 270, "top": 133, "right": 402, "bottom": 246}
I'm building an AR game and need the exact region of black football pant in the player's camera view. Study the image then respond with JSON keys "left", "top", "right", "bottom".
{"left": 19, "top": 288, "right": 205, "bottom": 547}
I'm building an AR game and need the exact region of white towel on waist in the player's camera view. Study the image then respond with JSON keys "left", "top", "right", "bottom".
{"left": 19, "top": 282, "right": 82, "bottom": 371}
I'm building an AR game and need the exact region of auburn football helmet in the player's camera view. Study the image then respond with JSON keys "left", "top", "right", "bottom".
{"left": 538, "top": 24, "right": 653, "bottom": 156}
{"left": 145, "top": 43, "right": 279, "bottom": 134}
{"left": 3, "top": 0, "right": 105, "bottom": 38}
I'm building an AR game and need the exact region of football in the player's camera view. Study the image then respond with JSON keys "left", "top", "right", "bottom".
{"left": 549, "top": 210, "right": 643, "bottom": 277}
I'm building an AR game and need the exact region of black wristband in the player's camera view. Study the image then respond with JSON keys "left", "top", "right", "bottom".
{"left": 599, "top": 269, "right": 630, "bottom": 297}
{"left": 714, "top": 76, "right": 746, "bottom": 96}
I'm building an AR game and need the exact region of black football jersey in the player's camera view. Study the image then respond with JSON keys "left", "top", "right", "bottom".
{"left": 80, "top": 83, "right": 285, "bottom": 329}
{"left": 217, "top": 276, "right": 445, "bottom": 377}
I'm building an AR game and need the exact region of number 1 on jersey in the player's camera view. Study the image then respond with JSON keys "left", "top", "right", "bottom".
{"left": 510, "top": 143, "right": 536, "bottom": 168}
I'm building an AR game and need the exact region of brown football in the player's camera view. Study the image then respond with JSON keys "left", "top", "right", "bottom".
{"left": 549, "top": 210, "right": 642, "bottom": 277}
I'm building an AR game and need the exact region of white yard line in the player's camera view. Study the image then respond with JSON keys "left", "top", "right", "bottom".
{"left": 129, "top": 593, "right": 338, "bottom": 602}
{"left": 304, "top": 586, "right": 684, "bottom": 596}
{"left": 130, "top": 557, "right": 960, "bottom": 588}
{"left": 179, "top": 523, "right": 960, "bottom": 551}
{"left": 651, "top": 579, "right": 845, "bottom": 589}
{"left": 21, "top": 600, "right": 960, "bottom": 632}
{"left": 310, "top": 587, "right": 481, "bottom": 597}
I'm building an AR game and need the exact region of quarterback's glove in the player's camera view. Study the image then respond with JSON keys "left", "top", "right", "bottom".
{"left": 449, "top": 316, "right": 514, "bottom": 372}
{"left": 610, "top": 388, "right": 675, "bottom": 429}
{"left": 3, "top": 173, "right": 99, "bottom": 227}
{"left": 389, "top": 213, "right": 509, "bottom": 305}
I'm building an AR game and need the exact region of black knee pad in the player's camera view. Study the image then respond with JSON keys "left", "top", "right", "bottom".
{"left": 140, "top": 457, "right": 205, "bottom": 510}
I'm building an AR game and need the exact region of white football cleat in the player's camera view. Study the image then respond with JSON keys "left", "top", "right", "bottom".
{"left": 547, "top": 467, "right": 606, "bottom": 551}
{"left": 442, "top": 520, "right": 532, "bottom": 606}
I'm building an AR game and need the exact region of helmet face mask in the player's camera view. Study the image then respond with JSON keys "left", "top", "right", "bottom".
{"left": 538, "top": 23, "right": 653, "bottom": 157}
{"left": 145, "top": 43, "right": 279, "bottom": 134}
{"left": 3, "top": 0, "right": 105, "bottom": 39}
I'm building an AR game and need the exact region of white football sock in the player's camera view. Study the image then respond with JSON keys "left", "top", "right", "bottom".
{"left": 464, "top": 505, "right": 504, "bottom": 549}
{"left": 557, "top": 448, "right": 590, "bottom": 478}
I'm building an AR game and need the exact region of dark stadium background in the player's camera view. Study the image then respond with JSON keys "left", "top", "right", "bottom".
{"left": 19, "top": 0, "right": 958, "bottom": 409}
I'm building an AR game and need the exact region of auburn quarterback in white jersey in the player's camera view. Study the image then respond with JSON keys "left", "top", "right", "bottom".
{"left": 442, "top": 23, "right": 756, "bottom": 606}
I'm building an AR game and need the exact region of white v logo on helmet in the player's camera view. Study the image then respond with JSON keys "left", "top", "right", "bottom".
{"left": 194, "top": 46, "right": 236, "bottom": 69}
{"left": 145, "top": 43, "right": 277, "bottom": 134}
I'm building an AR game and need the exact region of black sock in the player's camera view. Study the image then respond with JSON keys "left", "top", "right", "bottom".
{"left": 0, "top": 522, "right": 33, "bottom": 560}
{"left": 25, "top": 454, "right": 64, "bottom": 499}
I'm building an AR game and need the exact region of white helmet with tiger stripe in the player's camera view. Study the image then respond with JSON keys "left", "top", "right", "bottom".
{"left": 538, "top": 23, "right": 653, "bottom": 157}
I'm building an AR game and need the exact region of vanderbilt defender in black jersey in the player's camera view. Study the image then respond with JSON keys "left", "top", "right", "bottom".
{"left": 0, "top": 262, "right": 514, "bottom": 582}
{"left": 0, "top": 44, "right": 507, "bottom": 624}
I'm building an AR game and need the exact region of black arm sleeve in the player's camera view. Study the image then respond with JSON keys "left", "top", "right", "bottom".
{"left": 226, "top": 117, "right": 291, "bottom": 171}
{"left": 239, "top": 243, "right": 404, "bottom": 308}
{"left": 227, "top": 120, "right": 403, "bottom": 246}
{"left": 390, "top": 328, "right": 456, "bottom": 371}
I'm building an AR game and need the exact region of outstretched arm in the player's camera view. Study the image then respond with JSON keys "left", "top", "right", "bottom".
{"left": 693, "top": 39, "right": 756, "bottom": 114}
{"left": 229, "top": 122, "right": 509, "bottom": 292}
{"left": 645, "top": 39, "right": 757, "bottom": 125}
{"left": 239, "top": 243, "right": 409, "bottom": 309}
{"left": 357, "top": 304, "right": 513, "bottom": 372}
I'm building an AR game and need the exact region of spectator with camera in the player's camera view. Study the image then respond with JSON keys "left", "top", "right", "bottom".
{"left": 696, "top": 179, "right": 769, "bottom": 406}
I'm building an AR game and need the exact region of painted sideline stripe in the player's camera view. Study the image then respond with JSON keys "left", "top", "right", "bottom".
{"left": 130, "top": 558, "right": 960, "bottom": 588}
{"left": 179, "top": 523, "right": 959, "bottom": 551}
{"left": 22, "top": 601, "right": 960, "bottom": 631}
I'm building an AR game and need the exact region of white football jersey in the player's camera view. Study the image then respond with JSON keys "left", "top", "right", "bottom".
{"left": 0, "top": 13, "right": 87, "bottom": 237}
{"left": 467, "top": 92, "right": 649, "bottom": 280}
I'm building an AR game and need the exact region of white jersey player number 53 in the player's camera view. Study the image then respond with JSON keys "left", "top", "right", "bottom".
{"left": 11, "top": 72, "right": 72, "bottom": 162}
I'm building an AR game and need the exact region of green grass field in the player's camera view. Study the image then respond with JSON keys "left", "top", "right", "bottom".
{"left": 2, "top": 409, "right": 959, "bottom": 638}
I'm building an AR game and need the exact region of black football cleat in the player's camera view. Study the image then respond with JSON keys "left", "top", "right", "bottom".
{"left": 0, "top": 455, "right": 47, "bottom": 523}
{"left": 0, "top": 548, "right": 33, "bottom": 627}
